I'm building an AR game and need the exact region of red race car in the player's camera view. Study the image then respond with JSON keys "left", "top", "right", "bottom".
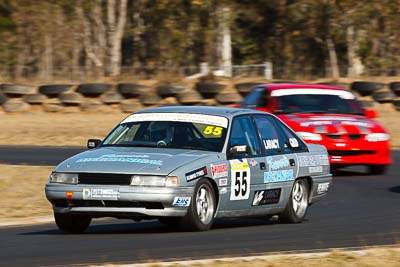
{"left": 240, "top": 83, "right": 392, "bottom": 174}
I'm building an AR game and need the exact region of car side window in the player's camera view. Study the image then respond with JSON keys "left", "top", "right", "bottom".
{"left": 274, "top": 118, "right": 308, "bottom": 153}
{"left": 229, "top": 116, "right": 261, "bottom": 157}
{"left": 253, "top": 115, "right": 282, "bottom": 155}
{"left": 242, "top": 87, "right": 267, "bottom": 108}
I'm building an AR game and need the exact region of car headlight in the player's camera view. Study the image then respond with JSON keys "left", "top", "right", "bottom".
{"left": 130, "top": 175, "right": 179, "bottom": 187}
{"left": 365, "top": 133, "right": 390, "bottom": 142}
{"left": 49, "top": 172, "right": 79, "bottom": 184}
{"left": 296, "top": 132, "right": 322, "bottom": 141}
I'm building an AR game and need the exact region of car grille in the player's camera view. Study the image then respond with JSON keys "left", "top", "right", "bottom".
{"left": 324, "top": 134, "right": 363, "bottom": 140}
{"left": 78, "top": 173, "right": 132, "bottom": 185}
{"left": 53, "top": 200, "right": 164, "bottom": 209}
{"left": 328, "top": 150, "right": 375, "bottom": 156}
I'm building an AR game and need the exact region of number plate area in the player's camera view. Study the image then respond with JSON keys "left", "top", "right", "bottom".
{"left": 82, "top": 188, "right": 120, "bottom": 200}
{"left": 229, "top": 159, "right": 251, "bottom": 200}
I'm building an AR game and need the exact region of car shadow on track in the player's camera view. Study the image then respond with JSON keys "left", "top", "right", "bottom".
{"left": 389, "top": 186, "right": 400, "bottom": 193}
{"left": 19, "top": 218, "right": 280, "bottom": 236}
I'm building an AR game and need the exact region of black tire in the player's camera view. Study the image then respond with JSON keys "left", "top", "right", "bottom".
{"left": 372, "top": 90, "right": 395, "bottom": 103}
{"left": 195, "top": 82, "right": 226, "bottom": 97}
{"left": 139, "top": 93, "right": 161, "bottom": 106}
{"left": 0, "top": 93, "right": 7, "bottom": 104}
{"left": 3, "top": 100, "right": 30, "bottom": 112}
{"left": 279, "top": 179, "right": 309, "bottom": 223}
{"left": 234, "top": 82, "right": 261, "bottom": 94}
{"left": 59, "top": 93, "right": 84, "bottom": 105}
{"left": 54, "top": 213, "right": 91, "bottom": 233}
{"left": 100, "top": 92, "right": 123, "bottom": 104}
{"left": 120, "top": 100, "right": 143, "bottom": 113}
{"left": 358, "top": 100, "right": 375, "bottom": 109}
{"left": 216, "top": 91, "right": 243, "bottom": 104}
{"left": 181, "top": 179, "right": 216, "bottom": 231}
{"left": 23, "top": 93, "right": 48, "bottom": 104}
{"left": 351, "top": 82, "right": 385, "bottom": 96}
{"left": 39, "top": 84, "right": 73, "bottom": 97}
{"left": 389, "top": 82, "right": 400, "bottom": 96}
{"left": 76, "top": 83, "right": 112, "bottom": 97}
{"left": 117, "top": 83, "right": 150, "bottom": 96}
{"left": 43, "top": 100, "right": 63, "bottom": 112}
{"left": 177, "top": 91, "right": 203, "bottom": 105}
{"left": 157, "top": 85, "right": 186, "bottom": 97}
{"left": 393, "top": 99, "right": 400, "bottom": 111}
{"left": 2, "top": 84, "right": 36, "bottom": 95}
{"left": 368, "top": 165, "right": 387, "bottom": 175}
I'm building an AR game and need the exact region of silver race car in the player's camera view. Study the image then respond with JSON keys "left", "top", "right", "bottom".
{"left": 45, "top": 106, "right": 332, "bottom": 232}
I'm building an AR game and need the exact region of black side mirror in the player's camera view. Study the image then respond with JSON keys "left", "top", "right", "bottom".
{"left": 228, "top": 145, "right": 248, "bottom": 158}
{"left": 87, "top": 139, "right": 101, "bottom": 149}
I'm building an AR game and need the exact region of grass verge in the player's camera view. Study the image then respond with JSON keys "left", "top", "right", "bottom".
{"left": 0, "top": 165, "right": 53, "bottom": 219}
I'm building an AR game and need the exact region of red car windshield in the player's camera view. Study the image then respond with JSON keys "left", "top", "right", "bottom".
{"left": 273, "top": 94, "right": 364, "bottom": 115}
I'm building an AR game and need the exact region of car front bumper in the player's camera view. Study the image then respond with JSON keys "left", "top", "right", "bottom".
{"left": 45, "top": 184, "right": 194, "bottom": 218}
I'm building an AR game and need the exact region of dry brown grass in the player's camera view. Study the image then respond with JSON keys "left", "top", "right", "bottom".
{"left": 101, "top": 247, "right": 400, "bottom": 267}
{"left": 0, "top": 106, "right": 398, "bottom": 147}
{"left": 0, "top": 164, "right": 53, "bottom": 218}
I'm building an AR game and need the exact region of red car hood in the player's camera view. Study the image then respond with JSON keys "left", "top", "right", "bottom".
{"left": 278, "top": 113, "right": 386, "bottom": 134}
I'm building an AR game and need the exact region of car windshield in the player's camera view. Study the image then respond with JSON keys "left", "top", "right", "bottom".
{"left": 102, "top": 113, "right": 229, "bottom": 152}
{"left": 273, "top": 93, "right": 364, "bottom": 115}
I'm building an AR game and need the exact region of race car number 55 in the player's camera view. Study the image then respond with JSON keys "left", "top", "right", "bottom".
{"left": 230, "top": 159, "right": 250, "bottom": 200}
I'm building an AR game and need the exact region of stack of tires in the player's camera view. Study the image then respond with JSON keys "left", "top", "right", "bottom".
{"left": 350, "top": 81, "right": 398, "bottom": 110}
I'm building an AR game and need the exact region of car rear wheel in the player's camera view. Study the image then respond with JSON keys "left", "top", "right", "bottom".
{"left": 368, "top": 164, "right": 387, "bottom": 175}
{"left": 54, "top": 213, "right": 92, "bottom": 233}
{"left": 182, "top": 179, "right": 216, "bottom": 231}
{"left": 279, "top": 179, "right": 309, "bottom": 223}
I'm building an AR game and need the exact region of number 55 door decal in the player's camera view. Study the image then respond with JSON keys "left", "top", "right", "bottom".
{"left": 229, "top": 159, "right": 251, "bottom": 200}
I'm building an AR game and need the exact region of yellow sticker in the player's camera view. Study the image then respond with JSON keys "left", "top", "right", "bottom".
{"left": 203, "top": 126, "right": 223, "bottom": 136}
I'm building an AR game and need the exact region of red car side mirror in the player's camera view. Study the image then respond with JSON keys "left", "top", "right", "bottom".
{"left": 365, "top": 109, "right": 378, "bottom": 119}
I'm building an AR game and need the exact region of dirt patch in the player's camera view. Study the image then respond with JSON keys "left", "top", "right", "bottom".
{"left": 0, "top": 165, "right": 53, "bottom": 219}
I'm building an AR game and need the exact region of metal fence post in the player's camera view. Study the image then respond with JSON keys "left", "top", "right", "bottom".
{"left": 264, "top": 61, "right": 273, "bottom": 79}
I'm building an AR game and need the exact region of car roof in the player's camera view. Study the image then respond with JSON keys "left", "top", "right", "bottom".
{"left": 134, "top": 105, "right": 266, "bottom": 119}
{"left": 256, "top": 83, "right": 347, "bottom": 92}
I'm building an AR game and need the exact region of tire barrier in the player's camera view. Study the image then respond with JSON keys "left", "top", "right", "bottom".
{"left": 157, "top": 84, "right": 186, "bottom": 97}
{"left": 351, "top": 82, "right": 385, "bottom": 96}
{"left": 2, "top": 84, "right": 36, "bottom": 96}
{"left": 0, "top": 80, "right": 400, "bottom": 113}
{"left": 39, "top": 84, "right": 73, "bottom": 97}
{"left": 390, "top": 82, "right": 400, "bottom": 96}
{"left": 195, "top": 82, "right": 227, "bottom": 97}
{"left": 76, "top": 83, "right": 112, "bottom": 97}
{"left": 23, "top": 94, "right": 48, "bottom": 104}
{"left": 372, "top": 90, "right": 395, "bottom": 103}
{"left": 0, "top": 93, "right": 7, "bottom": 105}
{"left": 59, "top": 93, "right": 84, "bottom": 105}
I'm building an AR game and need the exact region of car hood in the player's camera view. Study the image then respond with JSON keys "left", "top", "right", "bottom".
{"left": 278, "top": 113, "right": 386, "bottom": 134}
{"left": 55, "top": 146, "right": 214, "bottom": 175}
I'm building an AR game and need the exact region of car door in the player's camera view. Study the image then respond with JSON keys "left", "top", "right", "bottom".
{"left": 223, "top": 115, "right": 265, "bottom": 211}
{"left": 251, "top": 115, "right": 299, "bottom": 208}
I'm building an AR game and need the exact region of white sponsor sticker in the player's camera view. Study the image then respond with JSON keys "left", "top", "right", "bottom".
{"left": 82, "top": 188, "right": 119, "bottom": 200}
{"left": 298, "top": 154, "right": 329, "bottom": 167}
{"left": 122, "top": 113, "right": 228, "bottom": 128}
{"left": 219, "top": 187, "right": 228, "bottom": 194}
{"left": 271, "top": 89, "right": 355, "bottom": 99}
{"left": 172, "top": 197, "right": 191, "bottom": 207}
{"left": 289, "top": 138, "right": 299, "bottom": 148}
{"left": 229, "top": 159, "right": 251, "bottom": 200}
{"left": 211, "top": 163, "right": 228, "bottom": 178}
{"left": 263, "top": 139, "right": 280, "bottom": 150}
{"left": 309, "top": 166, "right": 323, "bottom": 173}
{"left": 218, "top": 178, "right": 228, "bottom": 186}
{"left": 317, "top": 183, "right": 330, "bottom": 194}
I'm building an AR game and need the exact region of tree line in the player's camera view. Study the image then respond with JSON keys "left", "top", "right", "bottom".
{"left": 0, "top": 0, "right": 398, "bottom": 81}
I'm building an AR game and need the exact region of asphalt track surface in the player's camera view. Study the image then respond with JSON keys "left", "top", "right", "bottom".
{"left": 0, "top": 148, "right": 399, "bottom": 266}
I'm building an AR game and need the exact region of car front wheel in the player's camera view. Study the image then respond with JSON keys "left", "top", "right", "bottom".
{"left": 54, "top": 213, "right": 92, "bottom": 233}
{"left": 182, "top": 179, "right": 216, "bottom": 231}
{"left": 279, "top": 179, "right": 309, "bottom": 223}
